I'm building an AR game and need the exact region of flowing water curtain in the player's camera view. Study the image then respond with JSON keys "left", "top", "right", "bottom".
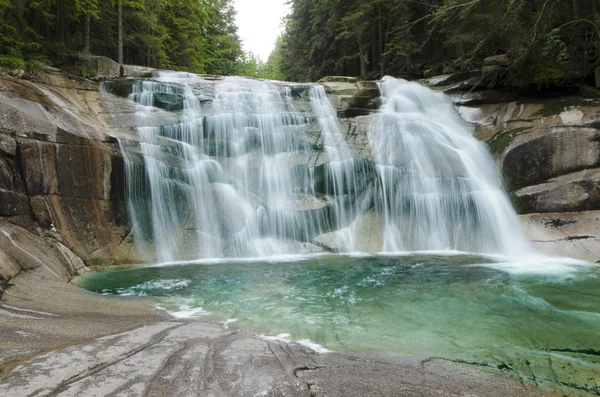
{"left": 369, "top": 77, "right": 532, "bottom": 255}
{"left": 122, "top": 73, "right": 336, "bottom": 261}
{"left": 121, "top": 74, "right": 533, "bottom": 262}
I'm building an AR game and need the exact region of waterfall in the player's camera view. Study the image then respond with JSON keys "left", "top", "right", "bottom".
{"left": 370, "top": 77, "right": 532, "bottom": 255}
{"left": 119, "top": 73, "right": 533, "bottom": 262}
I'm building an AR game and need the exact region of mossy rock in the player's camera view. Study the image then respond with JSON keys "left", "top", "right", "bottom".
{"left": 103, "top": 79, "right": 136, "bottom": 98}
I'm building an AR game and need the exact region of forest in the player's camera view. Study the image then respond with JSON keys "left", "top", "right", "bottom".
{"left": 0, "top": 0, "right": 249, "bottom": 75}
{"left": 1, "top": 0, "right": 599, "bottom": 91}
{"left": 274, "top": 0, "right": 600, "bottom": 90}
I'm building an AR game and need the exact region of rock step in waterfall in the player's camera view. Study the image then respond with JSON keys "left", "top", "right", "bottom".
{"left": 117, "top": 72, "right": 533, "bottom": 262}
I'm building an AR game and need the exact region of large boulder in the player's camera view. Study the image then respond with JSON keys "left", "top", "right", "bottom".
{"left": 60, "top": 54, "right": 121, "bottom": 80}
{"left": 468, "top": 94, "right": 600, "bottom": 261}
{"left": 121, "top": 64, "right": 156, "bottom": 78}
{"left": 513, "top": 169, "right": 600, "bottom": 213}
{"left": 482, "top": 54, "right": 509, "bottom": 74}
{"left": 0, "top": 219, "right": 85, "bottom": 282}
{"left": 319, "top": 77, "right": 381, "bottom": 118}
{"left": 501, "top": 127, "right": 600, "bottom": 189}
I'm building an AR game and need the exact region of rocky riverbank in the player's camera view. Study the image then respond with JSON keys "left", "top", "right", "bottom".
{"left": 0, "top": 265, "right": 557, "bottom": 397}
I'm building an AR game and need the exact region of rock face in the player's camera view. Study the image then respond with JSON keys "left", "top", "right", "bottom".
{"left": 0, "top": 70, "right": 140, "bottom": 280}
{"left": 2, "top": 66, "right": 599, "bottom": 275}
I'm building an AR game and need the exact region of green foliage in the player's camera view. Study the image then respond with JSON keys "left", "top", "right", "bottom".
{"left": 0, "top": 54, "right": 25, "bottom": 71}
{"left": 26, "top": 58, "right": 48, "bottom": 74}
{"left": 542, "top": 29, "right": 569, "bottom": 65}
{"left": 0, "top": 0, "right": 246, "bottom": 76}
{"left": 275, "top": 0, "right": 600, "bottom": 89}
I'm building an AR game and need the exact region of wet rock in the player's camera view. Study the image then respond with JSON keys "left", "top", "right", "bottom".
{"left": 0, "top": 190, "right": 28, "bottom": 216}
{"left": 320, "top": 79, "right": 381, "bottom": 118}
{"left": 153, "top": 91, "right": 185, "bottom": 112}
{"left": 429, "top": 71, "right": 482, "bottom": 87}
{"left": 312, "top": 158, "right": 378, "bottom": 196}
{"left": 513, "top": 168, "right": 600, "bottom": 214}
{"left": 102, "top": 79, "right": 135, "bottom": 98}
{"left": 521, "top": 211, "right": 600, "bottom": 262}
{"left": 314, "top": 211, "right": 383, "bottom": 252}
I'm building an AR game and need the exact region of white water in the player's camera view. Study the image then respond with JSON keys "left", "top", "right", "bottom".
{"left": 369, "top": 77, "right": 532, "bottom": 255}
{"left": 119, "top": 72, "right": 534, "bottom": 262}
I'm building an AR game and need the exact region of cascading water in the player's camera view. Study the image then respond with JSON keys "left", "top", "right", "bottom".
{"left": 120, "top": 73, "right": 334, "bottom": 261}
{"left": 369, "top": 77, "right": 533, "bottom": 255}
{"left": 120, "top": 72, "right": 533, "bottom": 262}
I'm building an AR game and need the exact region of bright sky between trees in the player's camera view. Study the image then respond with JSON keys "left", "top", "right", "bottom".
{"left": 234, "top": 0, "right": 289, "bottom": 61}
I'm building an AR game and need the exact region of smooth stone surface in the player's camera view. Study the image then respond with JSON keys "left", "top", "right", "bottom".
{"left": 514, "top": 168, "right": 600, "bottom": 213}
{"left": 521, "top": 211, "right": 600, "bottom": 262}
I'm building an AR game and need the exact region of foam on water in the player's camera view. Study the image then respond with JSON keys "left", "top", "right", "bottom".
{"left": 259, "top": 333, "right": 331, "bottom": 354}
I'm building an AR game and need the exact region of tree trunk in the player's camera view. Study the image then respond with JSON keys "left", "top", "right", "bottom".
{"left": 359, "top": 45, "right": 369, "bottom": 79}
{"left": 118, "top": 0, "right": 124, "bottom": 64}
{"left": 83, "top": 13, "right": 91, "bottom": 53}
{"left": 572, "top": 0, "right": 581, "bottom": 21}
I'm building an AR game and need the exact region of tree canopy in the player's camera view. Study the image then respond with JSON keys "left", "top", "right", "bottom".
{"left": 276, "top": 0, "right": 600, "bottom": 90}
{"left": 0, "top": 0, "right": 248, "bottom": 75}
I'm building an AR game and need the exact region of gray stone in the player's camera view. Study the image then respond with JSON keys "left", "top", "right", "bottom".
{"left": 521, "top": 211, "right": 600, "bottom": 262}
{"left": 318, "top": 76, "right": 359, "bottom": 83}
{"left": 121, "top": 64, "right": 156, "bottom": 78}
{"left": 0, "top": 219, "right": 80, "bottom": 281}
{"left": 321, "top": 81, "right": 359, "bottom": 96}
{"left": 482, "top": 54, "right": 510, "bottom": 74}
{"left": 501, "top": 127, "right": 600, "bottom": 190}
{"left": 483, "top": 54, "right": 510, "bottom": 67}
{"left": 61, "top": 54, "right": 121, "bottom": 80}
{"left": 513, "top": 168, "right": 600, "bottom": 214}
{"left": 0, "top": 135, "right": 16, "bottom": 156}
{"left": 0, "top": 189, "right": 29, "bottom": 216}
{"left": 429, "top": 71, "right": 482, "bottom": 87}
